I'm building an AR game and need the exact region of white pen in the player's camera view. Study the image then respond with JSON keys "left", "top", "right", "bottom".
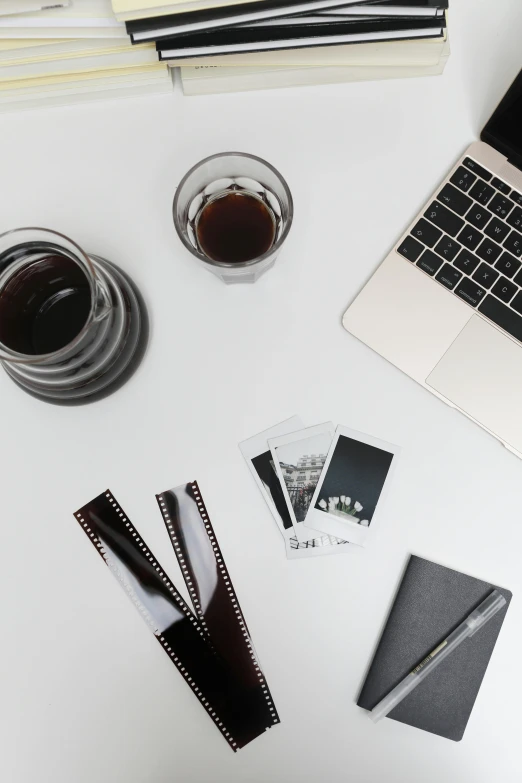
{"left": 370, "top": 589, "right": 507, "bottom": 723}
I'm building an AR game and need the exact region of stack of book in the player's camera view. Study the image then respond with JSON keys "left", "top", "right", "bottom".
{"left": 0, "top": 0, "right": 173, "bottom": 111}
{"left": 0, "top": 2, "right": 450, "bottom": 109}
{"left": 114, "top": 0, "right": 450, "bottom": 95}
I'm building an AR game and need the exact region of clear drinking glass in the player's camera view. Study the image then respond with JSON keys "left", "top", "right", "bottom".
{"left": 173, "top": 152, "right": 293, "bottom": 284}
{"left": 0, "top": 227, "right": 148, "bottom": 404}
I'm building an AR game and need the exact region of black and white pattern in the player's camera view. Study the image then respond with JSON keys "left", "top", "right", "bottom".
{"left": 240, "top": 417, "right": 353, "bottom": 559}
{"left": 74, "top": 484, "right": 279, "bottom": 751}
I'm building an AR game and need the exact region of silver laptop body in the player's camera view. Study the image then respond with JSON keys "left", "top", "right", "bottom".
{"left": 343, "top": 70, "right": 522, "bottom": 458}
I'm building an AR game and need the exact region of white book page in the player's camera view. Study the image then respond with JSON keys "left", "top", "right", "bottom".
{"left": 0, "top": 0, "right": 121, "bottom": 24}
{"left": 0, "top": 2, "right": 70, "bottom": 14}
{"left": 168, "top": 35, "right": 447, "bottom": 67}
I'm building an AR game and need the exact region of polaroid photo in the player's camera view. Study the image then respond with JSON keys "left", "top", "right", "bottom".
{"left": 305, "top": 426, "right": 399, "bottom": 547}
{"left": 240, "top": 415, "right": 304, "bottom": 541}
{"left": 268, "top": 423, "right": 335, "bottom": 543}
{"left": 240, "top": 418, "right": 354, "bottom": 560}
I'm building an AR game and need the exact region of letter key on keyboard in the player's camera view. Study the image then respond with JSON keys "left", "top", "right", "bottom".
{"left": 424, "top": 202, "right": 464, "bottom": 237}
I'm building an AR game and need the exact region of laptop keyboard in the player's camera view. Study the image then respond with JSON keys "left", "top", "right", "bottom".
{"left": 396, "top": 156, "right": 522, "bottom": 344}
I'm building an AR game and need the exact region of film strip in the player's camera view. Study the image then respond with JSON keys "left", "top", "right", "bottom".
{"left": 74, "top": 484, "right": 279, "bottom": 752}
{"left": 156, "top": 483, "right": 279, "bottom": 706}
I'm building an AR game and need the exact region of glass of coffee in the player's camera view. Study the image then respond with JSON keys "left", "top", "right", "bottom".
{"left": 0, "top": 227, "right": 148, "bottom": 404}
{"left": 173, "top": 152, "right": 293, "bottom": 284}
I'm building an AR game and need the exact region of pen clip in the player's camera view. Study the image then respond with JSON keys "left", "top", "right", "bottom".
{"left": 467, "top": 590, "right": 507, "bottom": 637}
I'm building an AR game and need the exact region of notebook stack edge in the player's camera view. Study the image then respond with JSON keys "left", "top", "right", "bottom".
{"left": 0, "top": 2, "right": 451, "bottom": 106}
{"left": 0, "top": 1, "right": 173, "bottom": 109}
{"left": 180, "top": 49, "right": 449, "bottom": 95}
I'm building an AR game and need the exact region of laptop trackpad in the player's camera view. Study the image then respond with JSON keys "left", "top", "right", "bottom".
{"left": 427, "top": 315, "right": 522, "bottom": 453}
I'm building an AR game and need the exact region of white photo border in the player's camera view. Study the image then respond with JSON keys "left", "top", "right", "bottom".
{"left": 304, "top": 425, "right": 400, "bottom": 547}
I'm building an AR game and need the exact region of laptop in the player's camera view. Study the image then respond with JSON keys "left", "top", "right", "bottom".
{"left": 343, "top": 68, "right": 522, "bottom": 458}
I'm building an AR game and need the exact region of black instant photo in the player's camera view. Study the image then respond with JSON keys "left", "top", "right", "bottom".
{"left": 74, "top": 482, "right": 279, "bottom": 751}
{"left": 251, "top": 450, "right": 294, "bottom": 530}
{"left": 315, "top": 435, "right": 394, "bottom": 525}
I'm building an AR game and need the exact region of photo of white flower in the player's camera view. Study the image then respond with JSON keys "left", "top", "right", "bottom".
{"left": 316, "top": 494, "right": 364, "bottom": 521}
{"left": 313, "top": 432, "right": 395, "bottom": 528}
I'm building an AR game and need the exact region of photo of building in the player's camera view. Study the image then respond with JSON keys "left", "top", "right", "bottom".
{"left": 274, "top": 453, "right": 327, "bottom": 522}
{"left": 281, "top": 454, "right": 327, "bottom": 489}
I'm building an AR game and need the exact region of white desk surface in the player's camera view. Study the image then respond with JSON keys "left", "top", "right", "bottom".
{"left": 1, "top": 1, "right": 522, "bottom": 781}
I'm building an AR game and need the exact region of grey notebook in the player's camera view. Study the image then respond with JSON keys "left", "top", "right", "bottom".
{"left": 357, "top": 555, "right": 512, "bottom": 741}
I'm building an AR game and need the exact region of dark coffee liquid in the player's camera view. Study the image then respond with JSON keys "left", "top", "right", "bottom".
{"left": 0, "top": 255, "right": 91, "bottom": 355}
{"left": 196, "top": 192, "right": 276, "bottom": 264}
{"left": 0, "top": 253, "right": 148, "bottom": 405}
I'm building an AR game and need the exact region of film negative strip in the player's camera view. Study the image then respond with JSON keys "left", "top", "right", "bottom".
{"left": 74, "top": 484, "right": 279, "bottom": 752}
{"left": 156, "top": 483, "right": 277, "bottom": 699}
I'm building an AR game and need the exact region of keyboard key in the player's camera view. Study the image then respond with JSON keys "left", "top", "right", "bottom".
{"left": 488, "top": 193, "right": 513, "bottom": 219}
{"left": 496, "top": 251, "right": 521, "bottom": 278}
{"left": 424, "top": 201, "right": 464, "bottom": 237}
{"left": 437, "top": 183, "right": 473, "bottom": 216}
{"left": 455, "top": 277, "right": 486, "bottom": 307}
{"left": 478, "top": 295, "right": 522, "bottom": 343}
{"left": 450, "top": 166, "right": 476, "bottom": 193}
{"left": 454, "top": 249, "right": 480, "bottom": 275}
{"left": 410, "top": 218, "right": 442, "bottom": 247}
{"left": 416, "top": 249, "right": 443, "bottom": 276}
{"left": 397, "top": 235, "right": 424, "bottom": 262}
{"left": 491, "top": 177, "right": 511, "bottom": 195}
{"left": 504, "top": 230, "right": 522, "bottom": 258}
{"left": 434, "top": 236, "right": 460, "bottom": 261}
{"left": 435, "top": 263, "right": 462, "bottom": 290}
{"left": 484, "top": 216, "right": 511, "bottom": 243}
{"left": 463, "top": 157, "right": 492, "bottom": 181}
{"left": 514, "top": 267, "right": 522, "bottom": 287}
{"left": 510, "top": 190, "right": 522, "bottom": 206}
{"left": 457, "top": 225, "right": 482, "bottom": 250}
{"left": 507, "top": 206, "right": 522, "bottom": 230}
{"left": 466, "top": 204, "right": 491, "bottom": 230}
{"left": 492, "top": 276, "right": 517, "bottom": 303}
{"left": 469, "top": 179, "right": 495, "bottom": 205}
{"left": 472, "top": 262, "right": 499, "bottom": 289}
{"left": 476, "top": 238, "right": 502, "bottom": 264}
{"left": 511, "top": 291, "right": 522, "bottom": 316}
